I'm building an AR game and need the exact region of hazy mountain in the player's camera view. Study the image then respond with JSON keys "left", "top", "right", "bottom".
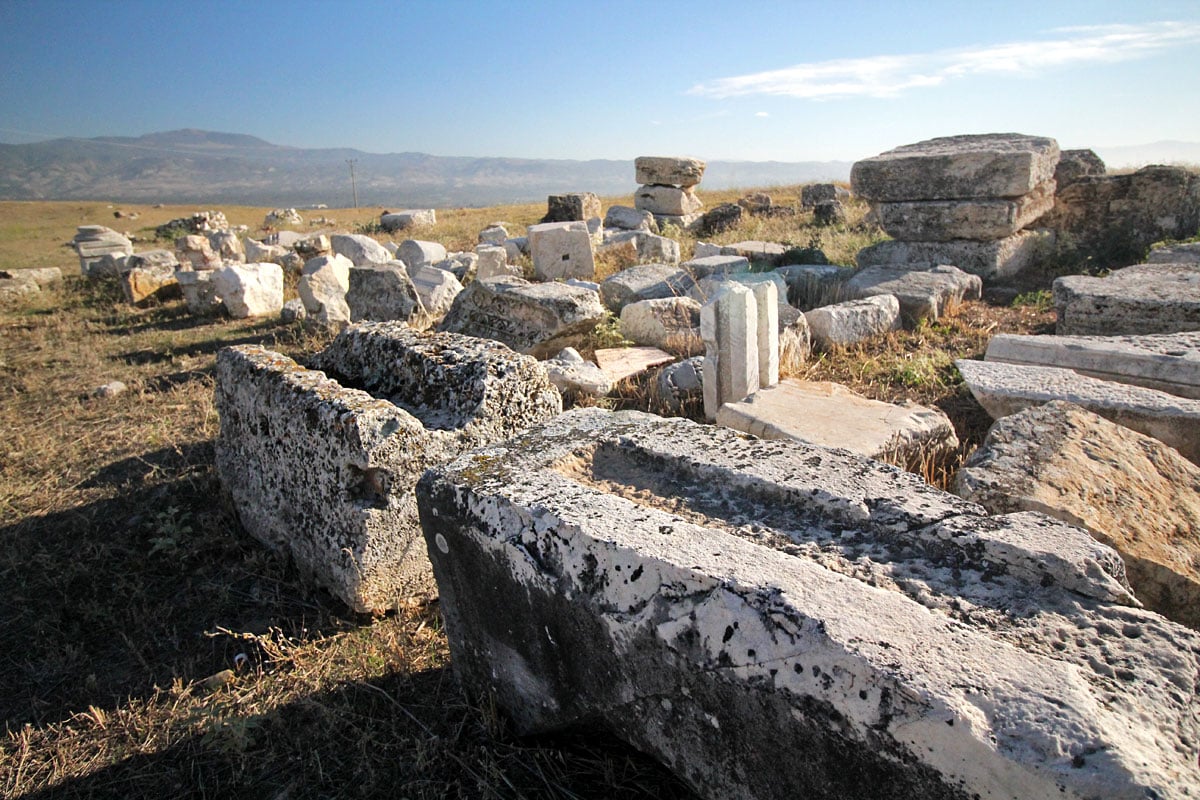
{"left": 1093, "top": 140, "right": 1200, "bottom": 169}
{"left": 0, "top": 129, "right": 853, "bottom": 207}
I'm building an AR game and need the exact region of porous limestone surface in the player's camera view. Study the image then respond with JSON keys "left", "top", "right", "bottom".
{"left": 619, "top": 297, "right": 702, "bottom": 354}
{"left": 415, "top": 408, "right": 1199, "bottom": 800}
{"left": 716, "top": 379, "right": 958, "bottom": 465}
{"left": 955, "top": 358, "right": 1200, "bottom": 463}
{"left": 298, "top": 254, "right": 351, "bottom": 329}
{"left": 331, "top": 233, "right": 392, "bottom": 266}
{"left": 215, "top": 323, "right": 560, "bottom": 612}
{"left": 957, "top": 401, "right": 1200, "bottom": 630}
{"left": 986, "top": 331, "right": 1200, "bottom": 399}
{"left": 437, "top": 276, "right": 606, "bottom": 359}
{"left": 634, "top": 156, "right": 706, "bottom": 188}
{"left": 346, "top": 262, "right": 425, "bottom": 324}
{"left": 211, "top": 263, "right": 283, "bottom": 318}
{"left": 408, "top": 264, "right": 463, "bottom": 323}
{"left": 1148, "top": 242, "right": 1200, "bottom": 264}
{"left": 844, "top": 264, "right": 982, "bottom": 325}
{"left": 873, "top": 181, "right": 1055, "bottom": 241}
{"left": 850, "top": 133, "right": 1060, "bottom": 202}
{"left": 856, "top": 230, "right": 1051, "bottom": 280}
{"left": 397, "top": 239, "right": 447, "bottom": 271}
{"left": 634, "top": 185, "right": 703, "bottom": 217}
{"left": 542, "top": 347, "right": 612, "bottom": 398}
{"left": 599, "top": 264, "right": 694, "bottom": 313}
{"left": 175, "top": 270, "right": 222, "bottom": 315}
{"left": 805, "top": 294, "right": 900, "bottom": 348}
{"left": 1053, "top": 263, "right": 1200, "bottom": 336}
{"left": 528, "top": 221, "right": 596, "bottom": 282}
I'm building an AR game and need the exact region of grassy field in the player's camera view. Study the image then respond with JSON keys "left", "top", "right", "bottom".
{"left": 0, "top": 190, "right": 1054, "bottom": 798}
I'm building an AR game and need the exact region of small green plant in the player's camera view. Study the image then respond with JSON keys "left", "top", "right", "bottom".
{"left": 1011, "top": 289, "right": 1053, "bottom": 311}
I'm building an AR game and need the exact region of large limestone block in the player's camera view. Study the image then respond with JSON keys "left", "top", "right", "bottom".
{"left": 120, "top": 263, "right": 180, "bottom": 305}
{"left": 544, "top": 192, "right": 601, "bottom": 223}
{"left": 845, "top": 263, "right": 981, "bottom": 325}
{"left": 634, "top": 156, "right": 706, "bottom": 188}
{"left": 474, "top": 245, "right": 515, "bottom": 281}
{"left": 635, "top": 185, "right": 702, "bottom": 216}
{"left": 416, "top": 408, "right": 1199, "bottom": 800}
{"left": 243, "top": 237, "right": 290, "bottom": 265}
{"left": 1053, "top": 149, "right": 1106, "bottom": 189}
{"left": 1053, "top": 263, "right": 1200, "bottom": 336}
{"left": 957, "top": 401, "right": 1200, "bottom": 630}
{"left": 599, "top": 264, "right": 694, "bottom": 313}
{"left": 681, "top": 254, "right": 749, "bottom": 279}
{"left": 701, "top": 283, "right": 759, "bottom": 419}
{"left": 208, "top": 230, "right": 245, "bottom": 263}
{"left": 176, "top": 234, "right": 222, "bottom": 271}
{"left": 687, "top": 271, "right": 788, "bottom": 306}
{"left": 175, "top": 270, "right": 223, "bottom": 316}
{"left": 718, "top": 379, "right": 958, "bottom": 466}
{"left": 409, "top": 265, "right": 463, "bottom": 324}
{"left": 874, "top": 181, "right": 1056, "bottom": 241}
{"left": 346, "top": 261, "right": 425, "bottom": 324}
{"left": 215, "top": 326, "right": 560, "bottom": 612}
{"left": 380, "top": 209, "right": 436, "bottom": 232}
{"left": 955, "top": 358, "right": 1200, "bottom": 463}
{"left": 0, "top": 273, "right": 40, "bottom": 303}
{"left": 438, "top": 276, "right": 606, "bottom": 359}
{"left": 212, "top": 263, "right": 283, "bottom": 318}
{"left": 600, "top": 231, "right": 680, "bottom": 265}
{"left": 856, "top": 230, "right": 1051, "bottom": 281}
{"left": 986, "top": 331, "right": 1200, "bottom": 399}
{"left": 800, "top": 183, "right": 850, "bottom": 207}
{"left": 397, "top": 239, "right": 447, "bottom": 271}
{"left": 1148, "top": 242, "right": 1200, "bottom": 264}
{"left": 604, "top": 205, "right": 658, "bottom": 233}
{"left": 620, "top": 297, "right": 702, "bottom": 354}
{"left": 527, "top": 221, "right": 596, "bottom": 282}
{"left": 331, "top": 233, "right": 392, "bottom": 266}
{"left": 298, "top": 254, "right": 352, "bottom": 329}
{"left": 850, "top": 133, "right": 1060, "bottom": 201}
{"left": 73, "top": 225, "right": 133, "bottom": 276}
{"left": 805, "top": 294, "right": 900, "bottom": 348}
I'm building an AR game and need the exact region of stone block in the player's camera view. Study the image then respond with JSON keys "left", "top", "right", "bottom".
{"left": 294, "top": 234, "right": 332, "bottom": 260}
{"left": 634, "top": 156, "right": 706, "bottom": 187}
{"left": 298, "top": 254, "right": 351, "bottom": 329}
{"left": 694, "top": 203, "right": 742, "bottom": 235}
{"left": 435, "top": 252, "right": 477, "bottom": 284}
{"left": 212, "top": 263, "right": 284, "bottom": 319}
{"left": 243, "top": 238, "right": 290, "bottom": 264}
{"left": 408, "top": 266, "right": 463, "bottom": 324}
{"left": 0, "top": 273, "right": 40, "bottom": 303}
{"left": 812, "top": 200, "right": 847, "bottom": 226}
{"left": 687, "top": 271, "right": 788, "bottom": 307}
{"left": 121, "top": 263, "right": 180, "bottom": 305}
{"left": 701, "top": 283, "right": 759, "bottom": 420}
{"left": 805, "top": 295, "right": 900, "bottom": 348}
{"left": 331, "top": 233, "right": 392, "bottom": 266}
{"left": 652, "top": 212, "right": 703, "bottom": 231}
{"left": 544, "top": 192, "right": 602, "bottom": 223}
{"left": 599, "top": 264, "right": 694, "bottom": 313}
{"left": 955, "top": 358, "right": 1200, "bottom": 463}
{"left": 800, "top": 183, "right": 850, "bottom": 207}
{"left": 718, "top": 379, "right": 958, "bottom": 465}
{"left": 1053, "top": 149, "right": 1105, "bottom": 189}
{"left": 528, "top": 221, "right": 596, "bottom": 282}
{"left": 474, "top": 245, "right": 514, "bottom": 281}
{"left": 397, "top": 239, "right": 447, "bottom": 271}
{"left": 74, "top": 225, "right": 133, "bottom": 276}
{"left": 778, "top": 305, "right": 812, "bottom": 373}
{"left": 0, "top": 267, "right": 62, "bottom": 288}
{"left": 176, "top": 234, "right": 222, "bottom": 271}
{"left": 215, "top": 324, "right": 560, "bottom": 612}
{"left": 478, "top": 224, "right": 509, "bottom": 245}
{"left": 1148, "top": 242, "right": 1200, "bottom": 264}
{"left": 416, "top": 407, "right": 1198, "bottom": 800}
{"left": 986, "top": 331, "right": 1200, "bottom": 399}
{"left": 1054, "top": 263, "right": 1200, "bottom": 336}
{"left": 619, "top": 297, "right": 702, "bottom": 354}
{"left": 635, "top": 185, "right": 703, "bottom": 216}
{"left": 845, "top": 263, "right": 982, "bottom": 325}
{"left": 604, "top": 205, "right": 658, "bottom": 233}
{"left": 601, "top": 231, "right": 680, "bottom": 265}
{"left": 542, "top": 347, "right": 612, "bottom": 398}
{"left": 653, "top": 356, "right": 705, "bottom": 412}
{"left": 208, "top": 230, "right": 245, "bottom": 263}
{"left": 874, "top": 181, "right": 1056, "bottom": 241}
{"left": 346, "top": 261, "right": 425, "bottom": 324}
{"left": 681, "top": 254, "right": 749, "bottom": 279}
{"left": 593, "top": 347, "right": 674, "bottom": 384}
{"left": 438, "top": 276, "right": 606, "bottom": 359}
{"left": 855, "top": 230, "right": 1051, "bottom": 281}
{"left": 380, "top": 209, "right": 436, "bottom": 232}
{"left": 127, "top": 249, "right": 180, "bottom": 273}
{"left": 719, "top": 240, "right": 788, "bottom": 264}
{"left": 751, "top": 282, "right": 779, "bottom": 388}
{"left": 850, "top": 133, "right": 1060, "bottom": 201}
{"left": 175, "top": 270, "right": 222, "bottom": 315}
{"left": 774, "top": 264, "right": 848, "bottom": 309}
{"left": 957, "top": 401, "right": 1200, "bottom": 630}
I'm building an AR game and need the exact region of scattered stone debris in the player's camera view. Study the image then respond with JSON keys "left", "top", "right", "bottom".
{"left": 805, "top": 294, "right": 900, "bottom": 348}
{"left": 73, "top": 226, "right": 133, "bottom": 277}
{"left": 92, "top": 381, "right": 128, "bottom": 399}
{"left": 263, "top": 208, "right": 303, "bottom": 227}
{"left": 542, "top": 347, "right": 612, "bottom": 398}
{"left": 1053, "top": 262, "right": 1200, "bottom": 336}
{"left": 634, "top": 156, "right": 706, "bottom": 231}
{"left": 845, "top": 263, "right": 981, "bottom": 325}
{"left": 157, "top": 210, "right": 229, "bottom": 239}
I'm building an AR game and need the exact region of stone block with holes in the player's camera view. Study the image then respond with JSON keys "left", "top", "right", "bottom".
{"left": 528, "top": 221, "right": 596, "bottom": 281}
{"left": 213, "top": 322, "right": 561, "bottom": 612}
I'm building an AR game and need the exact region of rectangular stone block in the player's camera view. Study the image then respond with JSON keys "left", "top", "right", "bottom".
{"left": 544, "top": 192, "right": 602, "bottom": 223}
{"left": 635, "top": 156, "right": 706, "bottom": 188}
{"left": 415, "top": 408, "right": 1199, "bottom": 800}
{"left": 701, "top": 283, "right": 759, "bottom": 420}
{"left": 634, "top": 185, "right": 702, "bottom": 216}
{"left": 528, "top": 221, "right": 596, "bottom": 282}
{"left": 851, "top": 134, "right": 1060, "bottom": 201}
{"left": 855, "top": 230, "right": 1051, "bottom": 281}
{"left": 874, "top": 181, "right": 1056, "bottom": 241}
{"left": 214, "top": 323, "right": 561, "bottom": 612}
{"left": 1053, "top": 263, "right": 1200, "bottom": 336}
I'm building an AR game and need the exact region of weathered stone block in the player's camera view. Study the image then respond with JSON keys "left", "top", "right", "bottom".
{"left": 1053, "top": 149, "right": 1105, "bottom": 189}
{"left": 416, "top": 408, "right": 1199, "bottom": 800}
{"left": 121, "top": 263, "right": 180, "bottom": 305}
{"left": 851, "top": 133, "right": 1060, "bottom": 201}
{"left": 74, "top": 225, "right": 133, "bottom": 276}
{"left": 409, "top": 265, "right": 463, "bottom": 323}
{"left": 601, "top": 231, "right": 680, "bottom": 265}
{"left": 528, "top": 221, "right": 596, "bottom": 282}
{"left": 212, "top": 263, "right": 283, "bottom": 318}
{"left": 774, "top": 264, "right": 848, "bottom": 310}
{"left": 845, "top": 263, "right": 981, "bottom": 325}
{"left": 298, "top": 254, "right": 351, "bottom": 329}
{"left": 805, "top": 295, "right": 900, "bottom": 348}
{"left": 874, "top": 181, "right": 1055, "bottom": 241}
{"left": 800, "top": 183, "right": 850, "bottom": 207}
{"left": 701, "top": 283, "right": 759, "bottom": 419}
{"left": 635, "top": 185, "right": 703, "bottom": 216}
{"left": 331, "top": 233, "right": 392, "bottom": 266}
{"left": 1053, "top": 263, "right": 1200, "bottom": 336}
{"left": 175, "top": 270, "right": 222, "bottom": 315}
{"left": 397, "top": 240, "right": 447, "bottom": 271}
{"left": 634, "top": 156, "right": 706, "bottom": 188}
{"left": 600, "top": 264, "right": 694, "bottom": 313}
{"left": 215, "top": 324, "right": 560, "bottom": 612}
{"left": 604, "top": 205, "right": 658, "bottom": 233}
{"left": 681, "top": 254, "right": 750, "bottom": 279}
{"left": 176, "top": 234, "right": 222, "bottom": 271}
{"left": 542, "top": 347, "right": 612, "bottom": 398}
{"left": 1148, "top": 242, "right": 1200, "bottom": 264}
{"left": 380, "top": 209, "right": 436, "bottom": 232}
{"left": 856, "top": 230, "right": 1051, "bottom": 281}
{"left": 619, "top": 297, "right": 702, "bottom": 354}
{"left": 346, "top": 261, "right": 424, "bottom": 324}
{"left": 208, "top": 230, "right": 245, "bottom": 263}
{"left": 543, "top": 192, "right": 602, "bottom": 223}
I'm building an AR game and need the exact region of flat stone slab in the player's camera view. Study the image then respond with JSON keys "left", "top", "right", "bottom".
{"left": 805, "top": 294, "right": 900, "bottom": 348}
{"left": 856, "top": 230, "right": 1050, "bottom": 281}
{"left": 215, "top": 323, "right": 561, "bottom": 612}
{"left": 416, "top": 408, "right": 1199, "bottom": 800}
{"left": 851, "top": 133, "right": 1060, "bottom": 201}
{"left": 593, "top": 346, "right": 674, "bottom": 384}
{"left": 1053, "top": 263, "right": 1200, "bottom": 336}
{"left": 599, "top": 264, "right": 694, "bottom": 313}
{"left": 957, "top": 401, "right": 1200, "bottom": 630}
{"left": 1148, "top": 242, "right": 1200, "bottom": 264}
{"left": 956, "top": 358, "right": 1200, "bottom": 463}
{"left": 986, "top": 331, "right": 1200, "bottom": 399}
{"left": 716, "top": 379, "right": 958, "bottom": 466}
{"left": 845, "top": 263, "right": 981, "bottom": 325}
{"left": 873, "top": 181, "right": 1055, "bottom": 241}
{"left": 635, "top": 156, "right": 706, "bottom": 188}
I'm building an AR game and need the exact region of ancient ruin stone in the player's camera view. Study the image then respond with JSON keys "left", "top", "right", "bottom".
{"left": 800, "top": 183, "right": 850, "bottom": 207}
{"left": 701, "top": 283, "right": 759, "bottom": 419}
{"left": 438, "top": 276, "right": 606, "bottom": 359}
{"left": 1148, "top": 242, "right": 1200, "bottom": 264}
{"left": 681, "top": 254, "right": 749, "bottom": 280}
{"left": 542, "top": 347, "right": 612, "bottom": 398}
{"left": 778, "top": 305, "right": 812, "bottom": 373}
{"left": 208, "top": 230, "right": 245, "bottom": 263}
{"left": 477, "top": 224, "right": 509, "bottom": 245}
{"left": 619, "top": 297, "right": 702, "bottom": 354}
{"left": 956, "top": 358, "right": 1200, "bottom": 463}
{"left": 1053, "top": 263, "right": 1200, "bottom": 336}
{"left": 216, "top": 325, "right": 561, "bottom": 613}
{"left": 436, "top": 252, "right": 478, "bottom": 284}
{"left": 298, "top": 254, "right": 351, "bottom": 330}
{"left": 851, "top": 133, "right": 1060, "bottom": 201}
{"left": 294, "top": 234, "right": 332, "bottom": 261}
{"left": 409, "top": 265, "right": 463, "bottom": 324}
{"left": 212, "top": 263, "right": 284, "bottom": 319}
{"left": 416, "top": 407, "right": 1199, "bottom": 800}
{"left": 243, "top": 238, "right": 290, "bottom": 265}
{"left": 695, "top": 203, "right": 743, "bottom": 235}
{"left": 688, "top": 271, "right": 788, "bottom": 307}
{"left": 718, "top": 379, "right": 958, "bottom": 466}
{"left": 346, "top": 262, "right": 424, "bottom": 324}
{"left": 812, "top": 200, "right": 846, "bottom": 226}
{"left": 73, "top": 226, "right": 133, "bottom": 277}
{"left": 543, "top": 192, "right": 602, "bottom": 223}
{"left": 175, "top": 270, "right": 222, "bottom": 315}
{"left": 957, "top": 401, "right": 1200, "bottom": 630}
{"left": 737, "top": 192, "right": 773, "bottom": 215}
{"left": 634, "top": 185, "right": 703, "bottom": 217}
{"left": 331, "top": 233, "right": 392, "bottom": 266}
{"left": 872, "top": 181, "right": 1055, "bottom": 241}
{"left": 845, "top": 264, "right": 982, "bottom": 325}
{"left": 604, "top": 205, "right": 658, "bottom": 233}
{"left": 528, "top": 221, "right": 596, "bottom": 282}
{"left": 264, "top": 208, "right": 303, "bottom": 227}
{"left": 0, "top": 272, "right": 40, "bottom": 303}
{"left": 599, "top": 264, "right": 694, "bottom": 313}
{"left": 634, "top": 156, "right": 706, "bottom": 188}
{"left": 397, "top": 240, "right": 447, "bottom": 271}
{"left": 0, "top": 267, "right": 61, "bottom": 288}
{"left": 121, "top": 263, "right": 180, "bottom": 305}
{"left": 1053, "top": 149, "right": 1105, "bottom": 189}
{"left": 775, "top": 264, "right": 847, "bottom": 310}
{"left": 986, "top": 330, "right": 1200, "bottom": 399}
{"left": 176, "top": 234, "right": 222, "bottom": 271}
{"left": 653, "top": 356, "right": 705, "bottom": 412}
{"left": 805, "top": 295, "right": 900, "bottom": 348}
{"left": 380, "top": 209, "right": 436, "bottom": 232}
{"left": 856, "top": 230, "right": 1052, "bottom": 281}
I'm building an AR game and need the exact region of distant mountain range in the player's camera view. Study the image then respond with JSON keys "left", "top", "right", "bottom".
{"left": 0, "top": 129, "right": 854, "bottom": 207}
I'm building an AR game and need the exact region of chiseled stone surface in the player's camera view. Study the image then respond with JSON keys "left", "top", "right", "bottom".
{"left": 986, "top": 330, "right": 1200, "bottom": 399}
{"left": 1053, "top": 263, "right": 1200, "bottom": 336}
{"left": 634, "top": 156, "right": 706, "bottom": 188}
{"left": 437, "top": 276, "right": 606, "bottom": 359}
{"left": 346, "top": 261, "right": 425, "bottom": 324}
{"left": 845, "top": 264, "right": 982, "bottom": 325}
{"left": 805, "top": 294, "right": 900, "bottom": 348}
{"left": 957, "top": 401, "right": 1200, "bottom": 630}
{"left": 850, "top": 133, "right": 1060, "bottom": 202}
{"left": 620, "top": 297, "right": 702, "bottom": 354}
{"left": 74, "top": 225, "right": 133, "bottom": 276}
{"left": 717, "top": 379, "right": 958, "bottom": 466}
{"left": 211, "top": 263, "right": 283, "bottom": 318}
{"left": 955, "top": 358, "right": 1200, "bottom": 463}
{"left": 408, "top": 265, "right": 462, "bottom": 324}
{"left": 416, "top": 408, "right": 1199, "bottom": 800}
{"left": 856, "top": 230, "right": 1051, "bottom": 281}
{"left": 215, "top": 324, "right": 561, "bottom": 613}
{"left": 599, "top": 264, "right": 694, "bottom": 313}
{"left": 873, "top": 181, "right": 1055, "bottom": 241}
{"left": 298, "top": 254, "right": 352, "bottom": 330}
{"left": 634, "top": 185, "right": 703, "bottom": 216}
{"left": 528, "top": 221, "right": 596, "bottom": 282}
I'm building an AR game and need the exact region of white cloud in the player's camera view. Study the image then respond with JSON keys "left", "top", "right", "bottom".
{"left": 688, "top": 22, "right": 1200, "bottom": 100}
{"left": 755, "top": 111, "right": 770, "bottom": 117}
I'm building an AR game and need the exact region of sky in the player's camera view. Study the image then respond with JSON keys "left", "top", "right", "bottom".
{"left": 1, "top": 0, "right": 1198, "bottom": 163}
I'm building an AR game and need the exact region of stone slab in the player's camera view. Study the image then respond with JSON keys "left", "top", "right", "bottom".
{"left": 873, "top": 181, "right": 1055, "bottom": 241}
{"left": 850, "top": 133, "right": 1060, "bottom": 201}
{"left": 593, "top": 346, "right": 674, "bottom": 384}
{"left": 634, "top": 185, "right": 702, "bottom": 217}
{"left": 1148, "top": 242, "right": 1200, "bottom": 264}
{"left": 955, "top": 358, "right": 1200, "bottom": 463}
{"left": 986, "top": 331, "right": 1200, "bottom": 399}
{"left": 599, "top": 264, "right": 694, "bottom": 313}
{"left": 1053, "top": 263, "right": 1200, "bottom": 336}
{"left": 528, "top": 221, "right": 596, "bottom": 282}
{"left": 856, "top": 230, "right": 1051, "bottom": 281}
{"left": 957, "top": 401, "right": 1200, "bottom": 630}
{"left": 805, "top": 294, "right": 900, "bottom": 348}
{"left": 681, "top": 254, "right": 750, "bottom": 279}
{"left": 717, "top": 379, "right": 958, "bottom": 466}
{"left": 634, "top": 156, "right": 706, "bottom": 188}
{"left": 380, "top": 209, "right": 436, "bottom": 232}
{"left": 845, "top": 263, "right": 982, "bottom": 325}
{"left": 416, "top": 407, "right": 1198, "bottom": 800}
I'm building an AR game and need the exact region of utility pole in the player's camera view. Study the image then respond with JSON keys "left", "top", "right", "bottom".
{"left": 346, "top": 158, "right": 359, "bottom": 208}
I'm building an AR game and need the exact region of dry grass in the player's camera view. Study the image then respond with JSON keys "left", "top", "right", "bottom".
{"left": 0, "top": 193, "right": 1051, "bottom": 798}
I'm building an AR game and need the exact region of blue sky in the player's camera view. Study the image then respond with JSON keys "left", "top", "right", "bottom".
{"left": 1, "top": 0, "right": 1197, "bottom": 162}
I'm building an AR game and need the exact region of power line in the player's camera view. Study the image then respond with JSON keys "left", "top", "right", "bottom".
{"left": 346, "top": 159, "right": 359, "bottom": 208}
